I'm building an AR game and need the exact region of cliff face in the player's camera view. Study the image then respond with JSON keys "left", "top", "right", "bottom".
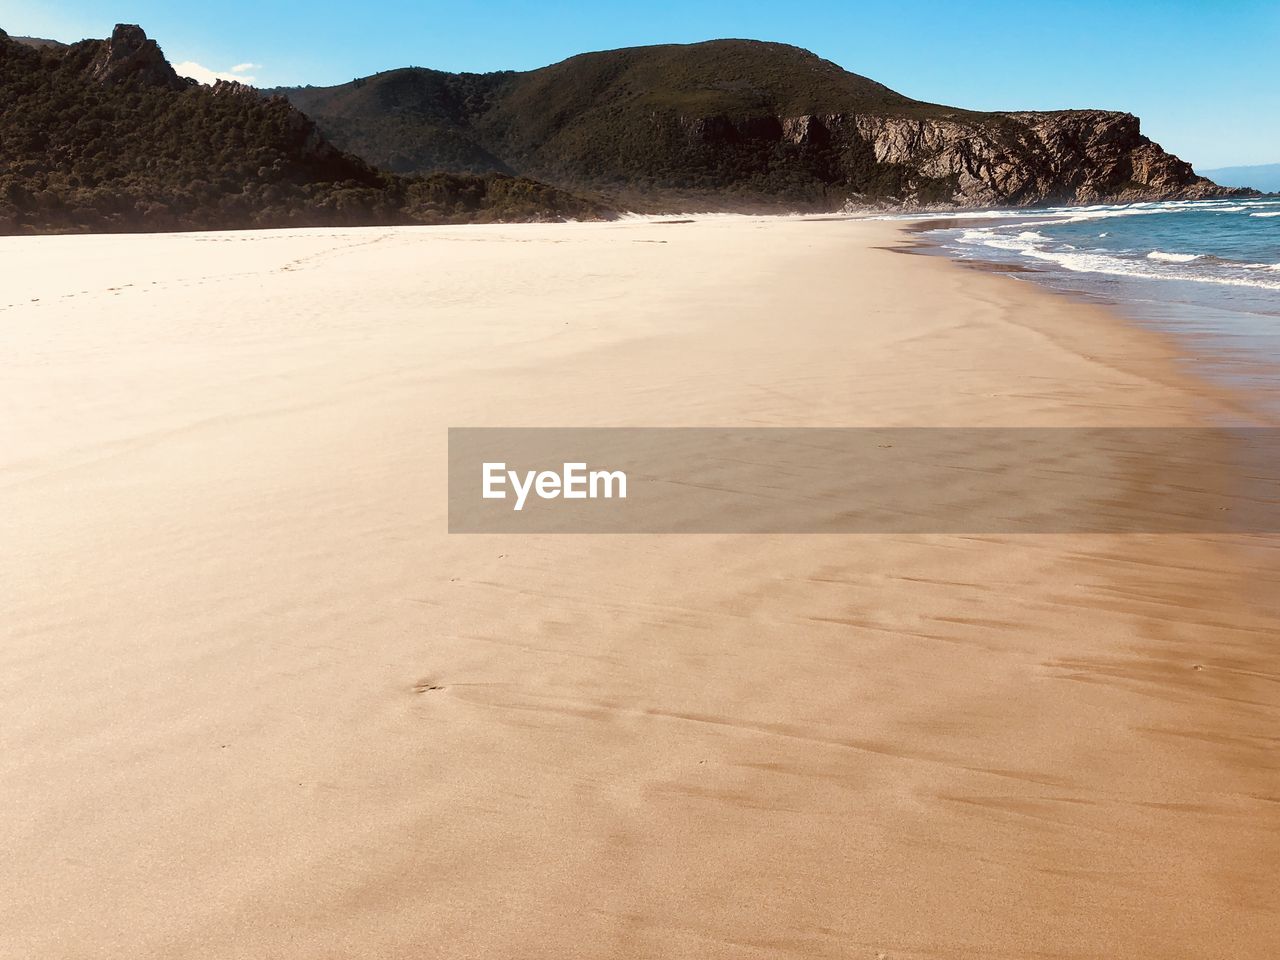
{"left": 275, "top": 40, "right": 1249, "bottom": 210}
{"left": 679, "top": 108, "right": 1229, "bottom": 208}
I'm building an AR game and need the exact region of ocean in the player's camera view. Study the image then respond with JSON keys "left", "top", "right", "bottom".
{"left": 900, "top": 197, "right": 1280, "bottom": 418}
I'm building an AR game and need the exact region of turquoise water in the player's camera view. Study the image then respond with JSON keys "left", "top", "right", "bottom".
{"left": 899, "top": 197, "right": 1280, "bottom": 418}
{"left": 943, "top": 197, "right": 1280, "bottom": 291}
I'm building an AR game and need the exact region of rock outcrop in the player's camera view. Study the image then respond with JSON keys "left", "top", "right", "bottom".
{"left": 775, "top": 112, "right": 1240, "bottom": 207}
{"left": 711, "top": 108, "right": 1228, "bottom": 207}
{"left": 71, "top": 24, "right": 188, "bottom": 91}
{"left": 679, "top": 109, "right": 1238, "bottom": 208}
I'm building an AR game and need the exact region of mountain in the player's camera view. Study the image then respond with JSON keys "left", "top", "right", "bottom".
{"left": 0, "top": 25, "right": 603, "bottom": 235}
{"left": 1199, "top": 163, "right": 1280, "bottom": 194}
{"left": 1, "top": 27, "right": 1249, "bottom": 233}
{"left": 271, "top": 40, "right": 1248, "bottom": 211}
{"left": 12, "top": 36, "right": 67, "bottom": 50}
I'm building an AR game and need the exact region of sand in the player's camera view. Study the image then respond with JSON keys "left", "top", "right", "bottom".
{"left": 1, "top": 217, "right": 1277, "bottom": 959}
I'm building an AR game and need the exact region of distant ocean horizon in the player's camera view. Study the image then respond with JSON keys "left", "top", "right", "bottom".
{"left": 1200, "top": 163, "right": 1280, "bottom": 194}
{"left": 895, "top": 197, "right": 1280, "bottom": 419}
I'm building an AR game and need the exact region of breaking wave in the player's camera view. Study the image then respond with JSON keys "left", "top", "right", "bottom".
{"left": 933, "top": 196, "right": 1280, "bottom": 292}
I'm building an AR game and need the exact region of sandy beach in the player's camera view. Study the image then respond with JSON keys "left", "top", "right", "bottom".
{"left": 2, "top": 217, "right": 1277, "bottom": 958}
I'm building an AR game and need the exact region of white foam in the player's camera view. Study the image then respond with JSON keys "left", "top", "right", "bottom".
{"left": 870, "top": 209, "right": 1048, "bottom": 222}
{"left": 932, "top": 198, "right": 1280, "bottom": 291}
{"left": 955, "top": 224, "right": 1280, "bottom": 291}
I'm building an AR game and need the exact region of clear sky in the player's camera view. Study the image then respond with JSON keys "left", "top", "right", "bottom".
{"left": 3, "top": 0, "right": 1276, "bottom": 168}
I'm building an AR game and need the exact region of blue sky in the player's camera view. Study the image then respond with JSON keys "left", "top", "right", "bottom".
{"left": 3, "top": 0, "right": 1276, "bottom": 168}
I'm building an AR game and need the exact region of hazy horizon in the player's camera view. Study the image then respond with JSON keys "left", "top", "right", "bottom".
{"left": 2, "top": 0, "right": 1277, "bottom": 169}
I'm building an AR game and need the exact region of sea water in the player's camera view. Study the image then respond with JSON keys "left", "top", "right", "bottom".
{"left": 900, "top": 197, "right": 1280, "bottom": 417}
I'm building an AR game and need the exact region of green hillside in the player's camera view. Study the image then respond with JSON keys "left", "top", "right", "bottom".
{"left": 273, "top": 39, "right": 1235, "bottom": 210}
{"left": 0, "top": 25, "right": 604, "bottom": 235}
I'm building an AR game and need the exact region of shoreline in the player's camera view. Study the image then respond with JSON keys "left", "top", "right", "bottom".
{"left": 899, "top": 213, "right": 1280, "bottom": 427}
{"left": 2, "top": 217, "right": 1277, "bottom": 958}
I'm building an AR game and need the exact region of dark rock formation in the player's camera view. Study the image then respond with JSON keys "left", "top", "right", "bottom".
{"left": 798, "top": 109, "right": 1225, "bottom": 207}
{"left": 671, "top": 107, "right": 1248, "bottom": 209}
{"left": 72, "top": 24, "right": 188, "bottom": 91}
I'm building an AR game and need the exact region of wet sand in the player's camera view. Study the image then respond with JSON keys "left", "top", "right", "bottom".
{"left": 1, "top": 217, "right": 1277, "bottom": 959}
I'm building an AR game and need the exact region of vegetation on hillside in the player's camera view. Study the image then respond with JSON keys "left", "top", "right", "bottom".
{"left": 273, "top": 40, "right": 986, "bottom": 207}
{"left": 274, "top": 39, "right": 1236, "bottom": 210}
{"left": 0, "top": 26, "right": 605, "bottom": 235}
{"left": 2, "top": 27, "right": 1234, "bottom": 227}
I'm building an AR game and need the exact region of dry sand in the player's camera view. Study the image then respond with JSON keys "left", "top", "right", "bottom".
{"left": 1, "top": 217, "right": 1277, "bottom": 959}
